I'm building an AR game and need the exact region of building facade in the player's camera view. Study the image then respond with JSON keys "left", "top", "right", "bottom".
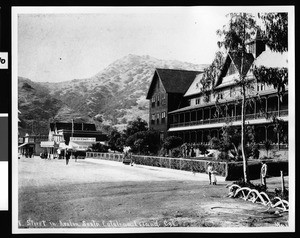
{"left": 147, "top": 43, "right": 289, "bottom": 153}
{"left": 146, "top": 68, "right": 203, "bottom": 141}
{"left": 41, "top": 122, "right": 108, "bottom": 156}
{"left": 18, "top": 134, "right": 49, "bottom": 156}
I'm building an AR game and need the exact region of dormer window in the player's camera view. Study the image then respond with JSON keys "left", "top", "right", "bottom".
{"left": 226, "top": 62, "right": 237, "bottom": 76}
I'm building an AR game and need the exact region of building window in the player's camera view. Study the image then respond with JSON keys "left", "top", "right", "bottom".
{"left": 157, "top": 95, "right": 160, "bottom": 106}
{"left": 161, "top": 94, "right": 166, "bottom": 105}
{"left": 218, "top": 92, "right": 223, "bottom": 100}
{"left": 161, "top": 111, "right": 166, "bottom": 123}
{"left": 156, "top": 113, "right": 160, "bottom": 124}
{"left": 152, "top": 96, "right": 156, "bottom": 107}
{"left": 261, "top": 83, "right": 265, "bottom": 91}
{"left": 196, "top": 98, "right": 201, "bottom": 105}
{"left": 230, "top": 87, "right": 236, "bottom": 97}
{"left": 151, "top": 114, "right": 155, "bottom": 125}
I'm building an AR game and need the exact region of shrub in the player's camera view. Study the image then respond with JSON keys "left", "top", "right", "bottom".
{"left": 217, "top": 151, "right": 230, "bottom": 161}
{"left": 88, "top": 143, "right": 109, "bottom": 152}
{"left": 171, "top": 147, "right": 182, "bottom": 158}
{"left": 198, "top": 144, "right": 208, "bottom": 156}
{"left": 209, "top": 137, "right": 221, "bottom": 150}
{"left": 263, "top": 140, "right": 272, "bottom": 157}
{"left": 162, "top": 136, "right": 183, "bottom": 151}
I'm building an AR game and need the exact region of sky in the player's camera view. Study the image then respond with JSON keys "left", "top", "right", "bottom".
{"left": 15, "top": 6, "right": 286, "bottom": 83}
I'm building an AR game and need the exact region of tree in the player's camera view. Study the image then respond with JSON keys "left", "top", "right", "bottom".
{"left": 263, "top": 140, "right": 272, "bottom": 158}
{"left": 88, "top": 143, "right": 109, "bottom": 152}
{"left": 162, "top": 136, "right": 183, "bottom": 153}
{"left": 124, "top": 117, "right": 148, "bottom": 137}
{"left": 220, "top": 124, "right": 241, "bottom": 160}
{"left": 253, "top": 12, "right": 288, "bottom": 149}
{"left": 259, "top": 13, "right": 288, "bottom": 53}
{"left": 125, "top": 130, "right": 160, "bottom": 155}
{"left": 108, "top": 128, "right": 123, "bottom": 152}
{"left": 216, "top": 13, "right": 259, "bottom": 182}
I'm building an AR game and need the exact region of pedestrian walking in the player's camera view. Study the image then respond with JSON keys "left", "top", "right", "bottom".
{"left": 66, "top": 150, "right": 71, "bottom": 165}
{"left": 260, "top": 160, "right": 268, "bottom": 187}
{"left": 207, "top": 162, "right": 213, "bottom": 185}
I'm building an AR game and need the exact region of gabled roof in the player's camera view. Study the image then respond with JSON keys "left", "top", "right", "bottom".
{"left": 146, "top": 68, "right": 202, "bottom": 99}
{"left": 215, "top": 51, "right": 254, "bottom": 87}
{"left": 184, "top": 73, "right": 205, "bottom": 97}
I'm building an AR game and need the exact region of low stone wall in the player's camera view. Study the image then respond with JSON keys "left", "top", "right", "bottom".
{"left": 86, "top": 152, "right": 228, "bottom": 177}
{"left": 86, "top": 152, "right": 289, "bottom": 181}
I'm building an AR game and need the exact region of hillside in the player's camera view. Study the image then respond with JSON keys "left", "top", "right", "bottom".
{"left": 18, "top": 55, "right": 208, "bottom": 135}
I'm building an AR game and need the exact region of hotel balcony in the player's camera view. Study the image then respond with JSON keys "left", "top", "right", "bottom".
{"left": 169, "top": 109, "right": 288, "bottom": 129}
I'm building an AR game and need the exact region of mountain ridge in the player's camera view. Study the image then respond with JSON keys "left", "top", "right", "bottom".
{"left": 18, "top": 54, "right": 208, "bottom": 135}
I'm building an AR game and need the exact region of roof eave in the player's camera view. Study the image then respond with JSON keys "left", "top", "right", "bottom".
{"left": 146, "top": 69, "right": 159, "bottom": 99}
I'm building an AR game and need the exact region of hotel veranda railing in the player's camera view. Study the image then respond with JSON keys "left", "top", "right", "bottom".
{"left": 169, "top": 109, "right": 288, "bottom": 128}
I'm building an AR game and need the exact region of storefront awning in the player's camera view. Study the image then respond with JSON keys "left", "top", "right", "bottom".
{"left": 18, "top": 142, "right": 28, "bottom": 148}
{"left": 40, "top": 141, "right": 55, "bottom": 148}
{"left": 69, "top": 141, "right": 93, "bottom": 151}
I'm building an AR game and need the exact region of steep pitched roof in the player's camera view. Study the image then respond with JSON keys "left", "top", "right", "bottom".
{"left": 146, "top": 68, "right": 202, "bottom": 99}
{"left": 184, "top": 73, "right": 205, "bottom": 97}
{"left": 216, "top": 51, "right": 254, "bottom": 87}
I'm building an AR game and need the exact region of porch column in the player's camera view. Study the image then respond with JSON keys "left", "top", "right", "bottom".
{"left": 265, "top": 125, "right": 268, "bottom": 142}
{"left": 195, "top": 131, "right": 198, "bottom": 143}
{"left": 277, "top": 95, "right": 280, "bottom": 117}
{"left": 254, "top": 100, "right": 257, "bottom": 118}
{"left": 234, "top": 104, "right": 237, "bottom": 119}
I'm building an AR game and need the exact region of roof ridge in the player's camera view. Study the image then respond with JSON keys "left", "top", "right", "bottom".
{"left": 156, "top": 68, "right": 202, "bottom": 73}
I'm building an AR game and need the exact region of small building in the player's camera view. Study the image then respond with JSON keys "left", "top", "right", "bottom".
{"left": 41, "top": 121, "right": 108, "bottom": 157}
{"left": 18, "top": 133, "right": 49, "bottom": 156}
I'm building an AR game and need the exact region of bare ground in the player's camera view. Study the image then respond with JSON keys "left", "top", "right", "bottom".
{"left": 18, "top": 156, "right": 289, "bottom": 229}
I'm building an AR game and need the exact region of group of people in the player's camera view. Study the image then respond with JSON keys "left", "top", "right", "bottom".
{"left": 206, "top": 161, "right": 268, "bottom": 187}
{"left": 39, "top": 149, "right": 77, "bottom": 165}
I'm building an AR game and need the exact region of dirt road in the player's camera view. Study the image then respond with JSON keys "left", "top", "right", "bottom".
{"left": 18, "top": 156, "right": 288, "bottom": 229}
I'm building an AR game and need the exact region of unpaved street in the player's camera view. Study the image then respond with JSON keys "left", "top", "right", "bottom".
{"left": 18, "top": 156, "right": 288, "bottom": 229}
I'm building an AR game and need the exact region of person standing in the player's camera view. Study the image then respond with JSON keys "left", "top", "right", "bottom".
{"left": 211, "top": 170, "right": 218, "bottom": 185}
{"left": 207, "top": 162, "right": 213, "bottom": 185}
{"left": 261, "top": 161, "right": 268, "bottom": 187}
{"left": 66, "top": 150, "right": 71, "bottom": 165}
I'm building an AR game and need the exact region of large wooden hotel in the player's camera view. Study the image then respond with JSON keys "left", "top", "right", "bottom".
{"left": 146, "top": 39, "right": 288, "bottom": 151}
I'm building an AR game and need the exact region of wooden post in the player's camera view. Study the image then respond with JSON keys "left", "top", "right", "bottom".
{"left": 280, "top": 170, "right": 285, "bottom": 195}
